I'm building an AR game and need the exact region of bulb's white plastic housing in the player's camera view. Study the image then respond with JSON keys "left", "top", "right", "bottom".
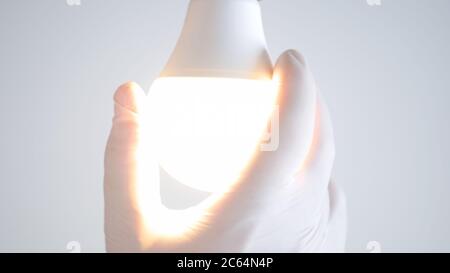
{"left": 161, "top": 0, "right": 273, "bottom": 79}
{"left": 148, "top": 0, "right": 276, "bottom": 192}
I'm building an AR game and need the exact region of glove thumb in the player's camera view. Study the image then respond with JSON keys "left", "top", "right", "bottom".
{"left": 104, "top": 82, "right": 146, "bottom": 252}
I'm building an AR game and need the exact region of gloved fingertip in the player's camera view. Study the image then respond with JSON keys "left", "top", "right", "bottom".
{"left": 273, "top": 49, "right": 309, "bottom": 87}
{"left": 114, "top": 81, "right": 146, "bottom": 114}
{"left": 286, "top": 49, "right": 307, "bottom": 66}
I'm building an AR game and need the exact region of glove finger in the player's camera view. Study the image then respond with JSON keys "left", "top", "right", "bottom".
{"left": 104, "top": 82, "right": 147, "bottom": 252}
{"left": 230, "top": 49, "right": 318, "bottom": 195}
{"left": 186, "top": 50, "right": 319, "bottom": 250}
{"left": 294, "top": 91, "right": 336, "bottom": 201}
{"left": 271, "top": 92, "right": 336, "bottom": 240}
{"left": 114, "top": 81, "right": 146, "bottom": 115}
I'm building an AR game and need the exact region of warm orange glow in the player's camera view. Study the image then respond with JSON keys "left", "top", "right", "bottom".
{"left": 130, "top": 77, "right": 280, "bottom": 243}
{"left": 146, "top": 77, "right": 279, "bottom": 193}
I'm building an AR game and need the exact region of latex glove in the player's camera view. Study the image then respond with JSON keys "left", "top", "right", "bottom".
{"left": 104, "top": 50, "right": 347, "bottom": 252}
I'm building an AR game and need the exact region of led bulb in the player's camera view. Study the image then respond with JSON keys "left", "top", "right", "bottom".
{"left": 147, "top": 77, "right": 277, "bottom": 192}
{"left": 147, "top": 0, "right": 276, "bottom": 192}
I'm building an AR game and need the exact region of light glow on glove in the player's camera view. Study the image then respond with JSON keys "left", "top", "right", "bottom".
{"left": 146, "top": 77, "right": 279, "bottom": 193}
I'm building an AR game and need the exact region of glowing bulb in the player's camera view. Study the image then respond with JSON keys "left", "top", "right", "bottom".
{"left": 147, "top": 77, "right": 278, "bottom": 192}
{"left": 145, "top": 0, "right": 276, "bottom": 192}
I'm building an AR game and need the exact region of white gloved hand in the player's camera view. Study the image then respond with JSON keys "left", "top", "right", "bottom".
{"left": 104, "top": 50, "right": 347, "bottom": 252}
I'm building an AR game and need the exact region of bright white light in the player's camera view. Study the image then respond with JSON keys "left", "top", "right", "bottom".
{"left": 146, "top": 77, "right": 279, "bottom": 192}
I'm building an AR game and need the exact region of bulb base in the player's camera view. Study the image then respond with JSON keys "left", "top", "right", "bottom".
{"left": 161, "top": 0, "right": 273, "bottom": 80}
